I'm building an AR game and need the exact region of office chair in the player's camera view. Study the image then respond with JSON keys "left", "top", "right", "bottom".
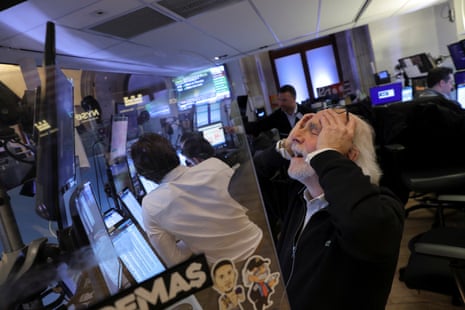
{"left": 373, "top": 97, "right": 465, "bottom": 305}
{"left": 400, "top": 226, "right": 465, "bottom": 306}
{"left": 374, "top": 97, "right": 465, "bottom": 226}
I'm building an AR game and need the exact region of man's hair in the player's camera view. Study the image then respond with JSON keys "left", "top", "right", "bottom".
{"left": 181, "top": 134, "right": 215, "bottom": 161}
{"left": 279, "top": 84, "right": 296, "bottom": 99}
{"left": 426, "top": 66, "right": 453, "bottom": 88}
{"left": 351, "top": 114, "right": 382, "bottom": 185}
{"left": 130, "top": 133, "right": 180, "bottom": 183}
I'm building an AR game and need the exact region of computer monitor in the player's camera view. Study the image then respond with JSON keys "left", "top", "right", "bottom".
{"left": 138, "top": 175, "right": 159, "bottom": 195}
{"left": 103, "top": 209, "right": 166, "bottom": 283}
{"left": 108, "top": 160, "right": 132, "bottom": 196}
{"left": 454, "top": 70, "right": 465, "bottom": 86}
{"left": 34, "top": 22, "right": 76, "bottom": 230}
{"left": 456, "top": 84, "right": 465, "bottom": 109}
{"left": 197, "top": 122, "right": 227, "bottom": 148}
{"left": 126, "top": 151, "right": 145, "bottom": 199}
{"left": 398, "top": 53, "right": 435, "bottom": 78}
{"left": 119, "top": 188, "right": 144, "bottom": 228}
{"left": 108, "top": 115, "right": 128, "bottom": 165}
{"left": 374, "top": 70, "right": 391, "bottom": 85}
{"left": 70, "top": 182, "right": 122, "bottom": 296}
{"left": 448, "top": 41, "right": 465, "bottom": 70}
{"left": 402, "top": 86, "right": 413, "bottom": 102}
{"left": 369, "top": 82, "right": 403, "bottom": 106}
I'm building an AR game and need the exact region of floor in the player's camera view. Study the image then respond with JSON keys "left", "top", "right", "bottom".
{"left": 386, "top": 199, "right": 465, "bottom": 310}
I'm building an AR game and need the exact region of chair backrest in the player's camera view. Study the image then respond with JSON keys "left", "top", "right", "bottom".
{"left": 374, "top": 96, "right": 465, "bottom": 170}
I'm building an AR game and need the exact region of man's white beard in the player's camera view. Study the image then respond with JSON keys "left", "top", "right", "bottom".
{"left": 288, "top": 159, "right": 315, "bottom": 182}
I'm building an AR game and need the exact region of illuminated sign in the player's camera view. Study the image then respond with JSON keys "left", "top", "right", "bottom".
{"left": 124, "top": 94, "right": 144, "bottom": 106}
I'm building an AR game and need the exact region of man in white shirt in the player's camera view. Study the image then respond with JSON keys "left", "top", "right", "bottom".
{"left": 130, "top": 133, "right": 263, "bottom": 267}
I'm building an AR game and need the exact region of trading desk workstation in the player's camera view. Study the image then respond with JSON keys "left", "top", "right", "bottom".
{"left": 0, "top": 74, "right": 289, "bottom": 309}
{"left": 3, "top": 19, "right": 465, "bottom": 309}
{"left": 0, "top": 23, "right": 290, "bottom": 310}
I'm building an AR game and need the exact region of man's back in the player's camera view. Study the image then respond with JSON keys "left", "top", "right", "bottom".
{"left": 141, "top": 158, "right": 263, "bottom": 265}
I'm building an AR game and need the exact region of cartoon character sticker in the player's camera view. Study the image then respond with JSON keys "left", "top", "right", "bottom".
{"left": 211, "top": 259, "right": 246, "bottom": 310}
{"left": 242, "top": 255, "right": 280, "bottom": 310}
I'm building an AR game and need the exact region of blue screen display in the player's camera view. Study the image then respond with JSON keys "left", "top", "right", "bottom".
{"left": 369, "top": 82, "right": 403, "bottom": 106}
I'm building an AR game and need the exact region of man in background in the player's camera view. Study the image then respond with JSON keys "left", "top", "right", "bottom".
{"left": 226, "top": 84, "right": 313, "bottom": 140}
{"left": 420, "top": 66, "right": 455, "bottom": 99}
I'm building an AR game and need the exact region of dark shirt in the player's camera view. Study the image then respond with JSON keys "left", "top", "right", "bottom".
{"left": 244, "top": 104, "right": 313, "bottom": 138}
{"left": 276, "top": 150, "right": 404, "bottom": 310}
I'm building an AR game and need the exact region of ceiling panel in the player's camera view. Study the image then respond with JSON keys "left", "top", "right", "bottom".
{"left": 56, "top": 0, "right": 145, "bottom": 29}
{"left": 319, "top": 0, "right": 365, "bottom": 31}
{"left": 132, "top": 20, "right": 238, "bottom": 59}
{"left": 253, "top": 0, "right": 319, "bottom": 42}
{"left": 188, "top": 1, "right": 275, "bottom": 53}
{"left": 0, "top": 0, "right": 451, "bottom": 75}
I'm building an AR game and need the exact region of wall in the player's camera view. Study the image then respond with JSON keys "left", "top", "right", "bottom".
{"left": 369, "top": 2, "right": 457, "bottom": 75}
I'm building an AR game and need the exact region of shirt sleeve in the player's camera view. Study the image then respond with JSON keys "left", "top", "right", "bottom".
{"left": 146, "top": 225, "right": 193, "bottom": 267}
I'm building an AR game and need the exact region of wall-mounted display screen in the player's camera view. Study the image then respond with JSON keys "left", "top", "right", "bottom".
{"left": 172, "top": 65, "right": 231, "bottom": 109}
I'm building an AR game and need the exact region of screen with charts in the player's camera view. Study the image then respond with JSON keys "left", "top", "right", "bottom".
{"left": 369, "top": 82, "right": 403, "bottom": 106}
{"left": 71, "top": 182, "right": 122, "bottom": 295}
{"left": 456, "top": 84, "right": 465, "bottom": 109}
{"left": 103, "top": 209, "right": 166, "bottom": 283}
{"left": 172, "top": 65, "right": 231, "bottom": 109}
{"left": 198, "top": 122, "right": 227, "bottom": 147}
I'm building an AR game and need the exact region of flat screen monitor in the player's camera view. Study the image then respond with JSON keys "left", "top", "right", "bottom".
{"left": 125, "top": 152, "right": 145, "bottom": 199}
{"left": 108, "top": 160, "right": 132, "bottom": 196}
{"left": 70, "top": 182, "right": 122, "bottom": 295}
{"left": 172, "top": 65, "right": 231, "bottom": 109}
{"left": 209, "top": 101, "right": 222, "bottom": 123}
{"left": 398, "top": 53, "right": 435, "bottom": 78}
{"left": 108, "top": 115, "right": 128, "bottom": 165}
{"left": 34, "top": 21, "right": 76, "bottom": 230}
{"left": 448, "top": 41, "right": 465, "bottom": 70}
{"left": 374, "top": 70, "right": 391, "bottom": 85}
{"left": 35, "top": 65, "right": 76, "bottom": 229}
{"left": 197, "top": 122, "right": 227, "bottom": 147}
{"left": 103, "top": 209, "right": 166, "bottom": 283}
{"left": 369, "top": 82, "right": 403, "bottom": 106}
{"left": 119, "top": 188, "right": 144, "bottom": 228}
{"left": 402, "top": 86, "right": 413, "bottom": 102}
{"left": 115, "top": 102, "right": 145, "bottom": 140}
{"left": 456, "top": 84, "right": 465, "bottom": 109}
{"left": 454, "top": 70, "right": 465, "bottom": 85}
{"left": 195, "top": 103, "right": 209, "bottom": 127}
{"left": 138, "top": 175, "right": 159, "bottom": 195}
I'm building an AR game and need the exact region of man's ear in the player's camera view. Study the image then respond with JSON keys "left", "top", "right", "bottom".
{"left": 347, "top": 147, "right": 359, "bottom": 161}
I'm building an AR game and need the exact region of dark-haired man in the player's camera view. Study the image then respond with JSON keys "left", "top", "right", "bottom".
{"left": 420, "top": 66, "right": 455, "bottom": 100}
{"left": 130, "top": 133, "right": 262, "bottom": 267}
{"left": 227, "top": 84, "right": 313, "bottom": 139}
